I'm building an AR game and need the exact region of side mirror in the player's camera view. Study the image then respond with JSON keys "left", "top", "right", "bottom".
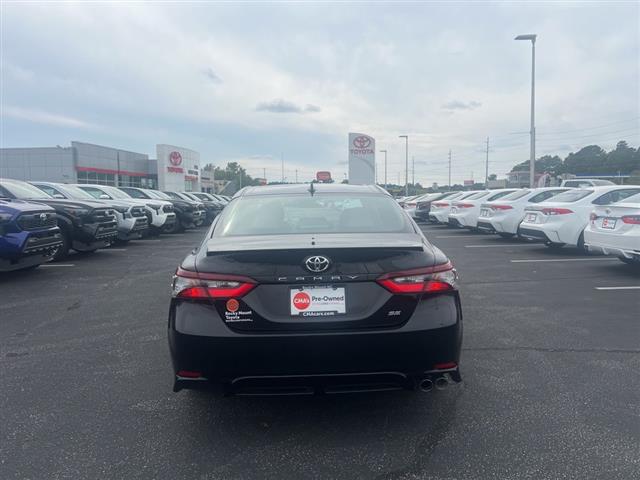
{"left": 53, "top": 193, "right": 65, "bottom": 199}
{"left": 99, "top": 194, "right": 110, "bottom": 199}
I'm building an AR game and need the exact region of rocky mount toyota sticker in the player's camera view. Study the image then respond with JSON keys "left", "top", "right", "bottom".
{"left": 224, "top": 299, "right": 253, "bottom": 322}
{"left": 290, "top": 286, "right": 346, "bottom": 317}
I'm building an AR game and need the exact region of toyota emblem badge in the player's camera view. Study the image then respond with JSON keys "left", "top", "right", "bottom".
{"left": 304, "top": 255, "right": 331, "bottom": 273}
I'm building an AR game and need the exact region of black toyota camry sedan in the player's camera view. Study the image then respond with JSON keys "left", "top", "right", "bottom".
{"left": 169, "top": 183, "right": 462, "bottom": 395}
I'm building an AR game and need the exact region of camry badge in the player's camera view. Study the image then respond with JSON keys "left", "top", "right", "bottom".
{"left": 304, "top": 255, "right": 331, "bottom": 273}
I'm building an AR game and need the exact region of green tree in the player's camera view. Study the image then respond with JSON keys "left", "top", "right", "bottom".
{"left": 213, "top": 162, "right": 260, "bottom": 187}
{"left": 604, "top": 141, "right": 640, "bottom": 176}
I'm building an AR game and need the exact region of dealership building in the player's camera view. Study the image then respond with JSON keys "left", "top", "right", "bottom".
{"left": 0, "top": 141, "right": 201, "bottom": 191}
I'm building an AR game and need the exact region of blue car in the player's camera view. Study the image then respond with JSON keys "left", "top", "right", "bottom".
{"left": 0, "top": 198, "right": 63, "bottom": 272}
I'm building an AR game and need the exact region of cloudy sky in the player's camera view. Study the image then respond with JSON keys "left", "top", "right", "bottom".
{"left": 1, "top": 1, "right": 639, "bottom": 185}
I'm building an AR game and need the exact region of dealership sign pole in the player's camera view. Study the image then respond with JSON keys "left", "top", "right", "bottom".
{"left": 348, "top": 133, "right": 376, "bottom": 185}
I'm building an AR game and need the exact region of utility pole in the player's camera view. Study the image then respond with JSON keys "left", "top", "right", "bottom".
{"left": 263, "top": 167, "right": 266, "bottom": 182}
{"left": 485, "top": 137, "right": 490, "bottom": 187}
{"left": 412, "top": 156, "right": 415, "bottom": 188}
{"left": 515, "top": 34, "right": 537, "bottom": 188}
{"left": 281, "top": 152, "right": 284, "bottom": 183}
{"left": 399, "top": 135, "right": 409, "bottom": 196}
{"left": 295, "top": 169, "right": 298, "bottom": 183}
{"left": 379, "top": 150, "right": 387, "bottom": 187}
{"left": 448, "top": 149, "right": 452, "bottom": 188}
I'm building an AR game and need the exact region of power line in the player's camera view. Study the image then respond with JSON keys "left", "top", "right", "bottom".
{"left": 537, "top": 117, "right": 639, "bottom": 136}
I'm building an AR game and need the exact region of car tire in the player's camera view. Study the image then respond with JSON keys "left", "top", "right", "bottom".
{"left": 52, "top": 230, "right": 71, "bottom": 261}
{"left": 165, "top": 220, "right": 184, "bottom": 234}
{"left": 619, "top": 257, "right": 639, "bottom": 266}
{"left": 577, "top": 232, "right": 589, "bottom": 254}
{"left": 498, "top": 232, "right": 515, "bottom": 239}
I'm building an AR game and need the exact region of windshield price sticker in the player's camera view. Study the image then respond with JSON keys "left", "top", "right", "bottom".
{"left": 290, "top": 286, "right": 346, "bottom": 317}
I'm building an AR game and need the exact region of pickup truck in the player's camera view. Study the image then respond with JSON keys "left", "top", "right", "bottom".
{"left": 0, "top": 179, "right": 118, "bottom": 260}
{"left": 181, "top": 191, "right": 225, "bottom": 223}
{"left": 118, "top": 187, "right": 203, "bottom": 233}
{"left": 0, "top": 198, "right": 64, "bottom": 271}
{"left": 31, "top": 182, "right": 149, "bottom": 243}
{"left": 75, "top": 184, "right": 176, "bottom": 236}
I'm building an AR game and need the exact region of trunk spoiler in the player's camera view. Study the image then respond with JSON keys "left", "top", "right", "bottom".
{"left": 206, "top": 234, "right": 426, "bottom": 256}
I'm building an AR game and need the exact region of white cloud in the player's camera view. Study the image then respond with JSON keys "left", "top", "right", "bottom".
{"left": 1, "top": 2, "right": 638, "bottom": 185}
{"left": 2, "top": 106, "right": 99, "bottom": 130}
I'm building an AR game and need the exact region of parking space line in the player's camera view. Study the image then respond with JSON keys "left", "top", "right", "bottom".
{"left": 510, "top": 258, "right": 618, "bottom": 263}
{"left": 594, "top": 286, "right": 640, "bottom": 291}
{"left": 106, "top": 248, "right": 127, "bottom": 252}
{"left": 466, "top": 244, "right": 533, "bottom": 248}
{"left": 435, "top": 235, "right": 483, "bottom": 239}
{"left": 40, "top": 264, "right": 75, "bottom": 267}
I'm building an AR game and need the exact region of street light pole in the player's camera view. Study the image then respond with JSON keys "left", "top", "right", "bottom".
{"left": 399, "top": 135, "right": 408, "bottom": 196}
{"left": 379, "top": 150, "right": 387, "bottom": 187}
{"left": 515, "top": 33, "right": 537, "bottom": 188}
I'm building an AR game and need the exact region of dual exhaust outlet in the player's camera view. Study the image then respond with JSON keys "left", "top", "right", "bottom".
{"left": 418, "top": 375, "right": 449, "bottom": 392}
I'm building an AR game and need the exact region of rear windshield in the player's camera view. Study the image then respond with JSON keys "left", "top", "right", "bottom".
{"left": 466, "top": 191, "right": 491, "bottom": 200}
{"left": 487, "top": 190, "right": 515, "bottom": 201}
{"left": 215, "top": 194, "right": 414, "bottom": 236}
{"left": 547, "top": 190, "right": 593, "bottom": 202}
{"left": 619, "top": 193, "right": 640, "bottom": 204}
{"left": 501, "top": 189, "right": 532, "bottom": 201}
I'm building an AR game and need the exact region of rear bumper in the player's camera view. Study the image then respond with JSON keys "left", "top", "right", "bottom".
{"left": 584, "top": 229, "right": 640, "bottom": 259}
{"left": 477, "top": 220, "right": 496, "bottom": 233}
{"left": 169, "top": 295, "right": 463, "bottom": 392}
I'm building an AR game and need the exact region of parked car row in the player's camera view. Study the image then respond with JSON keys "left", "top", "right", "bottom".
{"left": 401, "top": 185, "right": 640, "bottom": 265}
{"left": 0, "top": 178, "right": 229, "bottom": 272}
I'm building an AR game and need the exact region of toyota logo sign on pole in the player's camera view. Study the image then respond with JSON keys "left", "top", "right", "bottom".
{"left": 348, "top": 133, "right": 375, "bottom": 185}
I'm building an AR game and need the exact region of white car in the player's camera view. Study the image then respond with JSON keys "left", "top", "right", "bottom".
{"left": 403, "top": 193, "right": 437, "bottom": 220}
{"left": 560, "top": 178, "right": 615, "bottom": 188}
{"left": 449, "top": 189, "right": 517, "bottom": 229}
{"left": 414, "top": 192, "right": 461, "bottom": 222}
{"left": 77, "top": 184, "right": 177, "bottom": 234}
{"left": 518, "top": 186, "right": 640, "bottom": 250}
{"left": 584, "top": 192, "right": 640, "bottom": 265}
{"left": 476, "top": 187, "right": 570, "bottom": 237}
{"left": 429, "top": 191, "right": 481, "bottom": 224}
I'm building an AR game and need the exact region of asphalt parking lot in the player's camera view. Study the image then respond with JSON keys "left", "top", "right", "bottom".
{"left": 1, "top": 225, "right": 639, "bottom": 480}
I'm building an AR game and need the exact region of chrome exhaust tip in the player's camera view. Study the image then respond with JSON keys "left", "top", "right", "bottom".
{"left": 419, "top": 378, "right": 433, "bottom": 392}
{"left": 434, "top": 376, "right": 449, "bottom": 390}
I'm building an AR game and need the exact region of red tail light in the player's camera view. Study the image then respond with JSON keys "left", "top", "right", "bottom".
{"left": 590, "top": 212, "right": 597, "bottom": 222}
{"left": 622, "top": 215, "right": 640, "bottom": 225}
{"left": 456, "top": 203, "right": 474, "bottom": 209}
{"left": 541, "top": 207, "right": 573, "bottom": 215}
{"left": 434, "top": 362, "right": 457, "bottom": 370}
{"left": 432, "top": 202, "right": 449, "bottom": 207}
{"left": 172, "top": 267, "right": 256, "bottom": 299}
{"left": 490, "top": 204, "right": 513, "bottom": 210}
{"left": 377, "top": 262, "right": 457, "bottom": 294}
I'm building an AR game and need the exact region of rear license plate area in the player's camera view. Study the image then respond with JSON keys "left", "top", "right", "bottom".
{"left": 601, "top": 218, "right": 616, "bottom": 229}
{"left": 290, "top": 285, "right": 346, "bottom": 317}
{"left": 525, "top": 213, "right": 537, "bottom": 223}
